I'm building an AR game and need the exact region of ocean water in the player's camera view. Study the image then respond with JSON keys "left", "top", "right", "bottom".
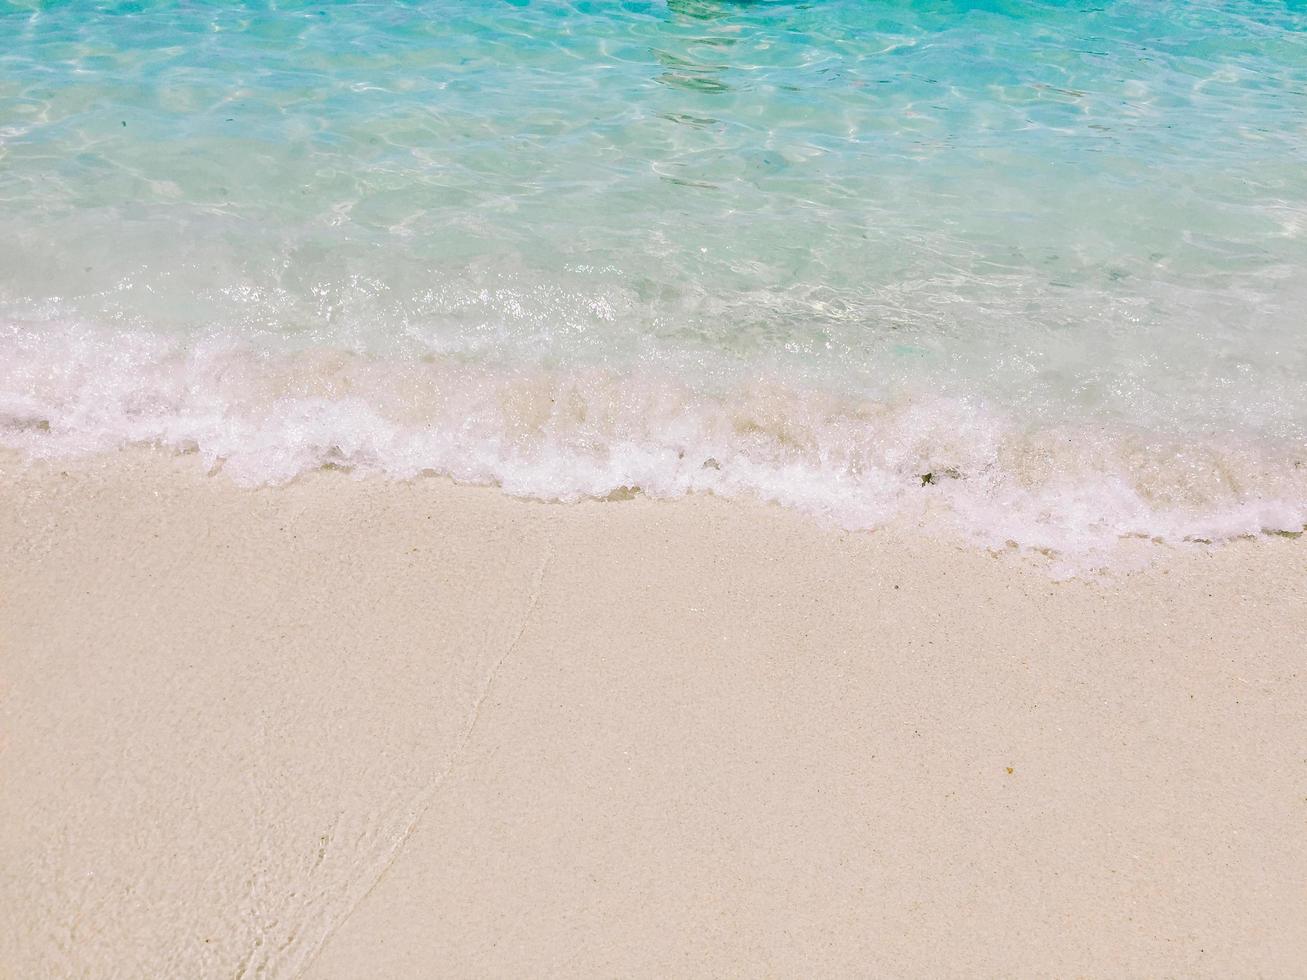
{"left": 2, "top": 0, "right": 1306, "bottom": 559}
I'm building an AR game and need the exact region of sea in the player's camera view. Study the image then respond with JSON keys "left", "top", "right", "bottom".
{"left": 2, "top": 0, "right": 1306, "bottom": 562}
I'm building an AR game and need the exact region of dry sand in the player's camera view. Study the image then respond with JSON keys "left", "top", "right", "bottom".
{"left": 1, "top": 448, "right": 1305, "bottom": 978}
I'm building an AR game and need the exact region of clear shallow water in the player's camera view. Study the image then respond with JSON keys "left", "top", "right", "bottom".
{"left": 2, "top": 0, "right": 1306, "bottom": 559}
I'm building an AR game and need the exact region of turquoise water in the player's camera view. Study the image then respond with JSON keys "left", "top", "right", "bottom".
{"left": 3, "top": 0, "right": 1306, "bottom": 558}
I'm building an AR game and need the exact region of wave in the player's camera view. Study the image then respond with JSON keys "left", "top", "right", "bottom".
{"left": 3, "top": 318, "right": 1304, "bottom": 567}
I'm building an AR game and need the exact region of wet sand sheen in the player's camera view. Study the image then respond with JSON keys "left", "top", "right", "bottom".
{"left": 1, "top": 448, "right": 1305, "bottom": 977}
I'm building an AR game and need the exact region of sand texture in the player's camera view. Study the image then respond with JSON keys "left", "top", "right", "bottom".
{"left": 2, "top": 449, "right": 1305, "bottom": 978}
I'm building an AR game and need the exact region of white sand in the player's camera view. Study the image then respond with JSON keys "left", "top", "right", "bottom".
{"left": 2, "top": 448, "right": 1305, "bottom": 977}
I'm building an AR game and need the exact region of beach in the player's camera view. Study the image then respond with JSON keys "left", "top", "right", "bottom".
{"left": 5, "top": 0, "right": 1307, "bottom": 975}
{"left": 2, "top": 448, "right": 1304, "bottom": 977}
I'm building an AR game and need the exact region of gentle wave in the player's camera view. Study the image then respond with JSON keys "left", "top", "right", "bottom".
{"left": 4, "top": 319, "right": 1303, "bottom": 566}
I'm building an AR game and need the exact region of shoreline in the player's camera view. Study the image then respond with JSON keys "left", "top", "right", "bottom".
{"left": 2, "top": 447, "right": 1305, "bottom": 976}
{"left": 7, "top": 319, "right": 1307, "bottom": 564}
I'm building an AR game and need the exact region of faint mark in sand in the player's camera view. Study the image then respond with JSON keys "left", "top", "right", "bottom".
{"left": 291, "top": 525, "right": 558, "bottom": 978}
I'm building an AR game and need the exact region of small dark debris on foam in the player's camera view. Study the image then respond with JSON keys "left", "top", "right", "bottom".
{"left": 919, "top": 467, "right": 961, "bottom": 487}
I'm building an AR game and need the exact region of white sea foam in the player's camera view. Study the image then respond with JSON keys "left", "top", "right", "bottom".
{"left": 4, "top": 318, "right": 1304, "bottom": 569}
